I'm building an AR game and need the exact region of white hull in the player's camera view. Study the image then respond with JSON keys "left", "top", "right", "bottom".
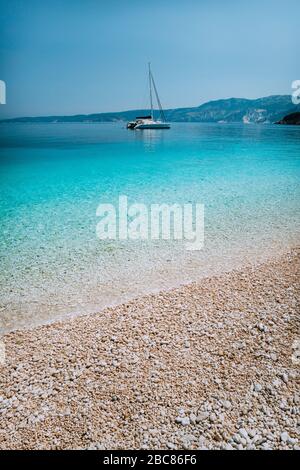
{"left": 134, "top": 122, "right": 170, "bottom": 129}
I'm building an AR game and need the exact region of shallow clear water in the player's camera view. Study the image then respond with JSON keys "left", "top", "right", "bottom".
{"left": 0, "top": 122, "right": 299, "bottom": 331}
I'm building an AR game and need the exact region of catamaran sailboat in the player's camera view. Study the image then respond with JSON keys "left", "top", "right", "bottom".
{"left": 127, "top": 64, "right": 170, "bottom": 130}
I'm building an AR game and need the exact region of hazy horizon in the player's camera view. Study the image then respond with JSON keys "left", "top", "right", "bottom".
{"left": 0, "top": 93, "right": 295, "bottom": 120}
{"left": 0, "top": 0, "right": 298, "bottom": 119}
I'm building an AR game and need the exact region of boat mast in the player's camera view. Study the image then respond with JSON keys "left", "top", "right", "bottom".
{"left": 150, "top": 68, "right": 166, "bottom": 123}
{"left": 148, "top": 62, "right": 153, "bottom": 120}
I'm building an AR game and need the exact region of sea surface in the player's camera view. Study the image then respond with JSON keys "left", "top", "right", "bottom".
{"left": 0, "top": 122, "right": 299, "bottom": 332}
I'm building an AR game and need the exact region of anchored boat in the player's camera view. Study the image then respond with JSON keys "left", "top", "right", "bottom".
{"left": 127, "top": 63, "right": 170, "bottom": 130}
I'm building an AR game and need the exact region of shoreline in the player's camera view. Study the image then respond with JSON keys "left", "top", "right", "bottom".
{"left": 0, "top": 248, "right": 299, "bottom": 449}
{"left": 2, "top": 238, "right": 298, "bottom": 335}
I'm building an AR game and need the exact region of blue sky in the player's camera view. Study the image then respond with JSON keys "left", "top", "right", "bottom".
{"left": 0, "top": 0, "right": 298, "bottom": 117}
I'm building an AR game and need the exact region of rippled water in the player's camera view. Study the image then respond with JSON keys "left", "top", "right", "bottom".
{"left": 0, "top": 122, "right": 299, "bottom": 331}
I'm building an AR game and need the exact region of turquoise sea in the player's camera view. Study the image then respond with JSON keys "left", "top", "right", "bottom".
{"left": 0, "top": 122, "right": 299, "bottom": 332}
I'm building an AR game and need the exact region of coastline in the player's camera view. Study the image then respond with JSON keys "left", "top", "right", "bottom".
{"left": 2, "top": 236, "right": 299, "bottom": 334}
{"left": 0, "top": 248, "right": 299, "bottom": 449}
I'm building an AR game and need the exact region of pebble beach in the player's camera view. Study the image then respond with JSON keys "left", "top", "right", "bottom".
{"left": 1, "top": 0, "right": 300, "bottom": 454}
{"left": 0, "top": 248, "right": 299, "bottom": 450}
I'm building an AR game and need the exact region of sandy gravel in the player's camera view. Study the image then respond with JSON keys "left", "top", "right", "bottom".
{"left": 0, "top": 249, "right": 299, "bottom": 450}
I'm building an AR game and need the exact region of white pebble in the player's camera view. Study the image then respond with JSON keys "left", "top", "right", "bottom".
{"left": 239, "top": 428, "right": 248, "bottom": 439}
{"left": 181, "top": 416, "right": 190, "bottom": 426}
{"left": 254, "top": 383, "right": 263, "bottom": 392}
{"left": 280, "top": 432, "right": 289, "bottom": 443}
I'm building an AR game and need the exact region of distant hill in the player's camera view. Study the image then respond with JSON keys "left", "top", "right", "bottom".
{"left": 276, "top": 112, "right": 300, "bottom": 125}
{"left": 2, "top": 95, "right": 300, "bottom": 124}
{"left": 168, "top": 96, "right": 300, "bottom": 124}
